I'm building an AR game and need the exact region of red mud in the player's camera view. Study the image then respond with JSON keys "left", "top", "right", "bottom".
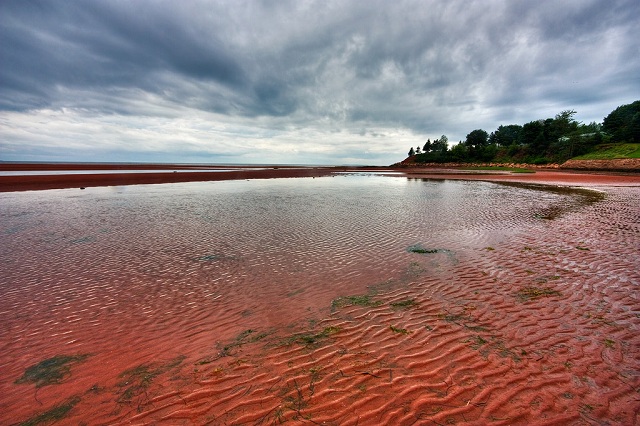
{"left": 1, "top": 163, "right": 639, "bottom": 192}
{"left": 0, "top": 164, "right": 639, "bottom": 425}
{"left": 396, "top": 167, "right": 640, "bottom": 187}
{"left": 0, "top": 163, "right": 342, "bottom": 192}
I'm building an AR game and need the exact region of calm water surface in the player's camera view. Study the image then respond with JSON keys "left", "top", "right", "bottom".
{"left": 0, "top": 175, "right": 591, "bottom": 423}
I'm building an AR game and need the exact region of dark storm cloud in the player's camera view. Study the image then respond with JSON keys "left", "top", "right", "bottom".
{"left": 0, "top": 1, "right": 247, "bottom": 112}
{"left": 1, "top": 0, "right": 639, "bottom": 164}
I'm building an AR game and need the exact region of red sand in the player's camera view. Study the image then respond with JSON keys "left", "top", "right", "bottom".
{"left": 397, "top": 167, "right": 640, "bottom": 187}
{"left": 1, "top": 163, "right": 639, "bottom": 192}
{"left": 1, "top": 164, "right": 639, "bottom": 425}
{"left": 0, "top": 163, "right": 343, "bottom": 192}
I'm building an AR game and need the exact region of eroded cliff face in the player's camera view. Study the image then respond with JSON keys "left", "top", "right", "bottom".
{"left": 560, "top": 158, "right": 640, "bottom": 171}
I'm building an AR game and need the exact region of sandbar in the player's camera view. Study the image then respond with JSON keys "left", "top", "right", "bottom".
{"left": 1, "top": 163, "right": 639, "bottom": 192}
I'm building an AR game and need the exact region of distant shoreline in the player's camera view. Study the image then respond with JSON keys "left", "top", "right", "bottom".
{"left": 0, "top": 162, "right": 338, "bottom": 171}
{"left": 1, "top": 163, "right": 639, "bottom": 192}
{"left": 394, "top": 157, "right": 640, "bottom": 172}
{"left": 0, "top": 163, "right": 350, "bottom": 192}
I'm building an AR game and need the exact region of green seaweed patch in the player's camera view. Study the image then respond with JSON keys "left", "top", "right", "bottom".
{"left": 516, "top": 286, "right": 562, "bottom": 302}
{"left": 390, "top": 299, "right": 417, "bottom": 309}
{"left": 407, "top": 245, "right": 456, "bottom": 263}
{"left": 468, "top": 335, "right": 487, "bottom": 349}
{"left": 437, "top": 312, "right": 489, "bottom": 332}
{"left": 196, "top": 254, "right": 221, "bottom": 261}
{"left": 493, "top": 340, "right": 521, "bottom": 361}
{"left": 438, "top": 312, "right": 470, "bottom": 323}
{"left": 331, "top": 294, "right": 382, "bottom": 311}
{"left": 390, "top": 325, "right": 410, "bottom": 334}
{"left": 222, "top": 329, "right": 271, "bottom": 355}
{"left": 18, "top": 396, "right": 81, "bottom": 426}
{"left": 466, "top": 336, "right": 522, "bottom": 362}
{"left": 15, "top": 354, "right": 90, "bottom": 388}
{"left": 116, "top": 355, "right": 185, "bottom": 404}
{"left": 281, "top": 326, "right": 341, "bottom": 347}
{"left": 117, "top": 365, "right": 160, "bottom": 403}
{"left": 407, "top": 244, "right": 439, "bottom": 254}
{"left": 236, "top": 328, "right": 261, "bottom": 341}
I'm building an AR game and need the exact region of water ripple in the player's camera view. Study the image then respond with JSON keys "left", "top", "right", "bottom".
{"left": 0, "top": 177, "right": 637, "bottom": 425}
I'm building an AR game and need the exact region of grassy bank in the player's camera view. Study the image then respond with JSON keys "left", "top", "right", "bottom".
{"left": 572, "top": 143, "right": 640, "bottom": 160}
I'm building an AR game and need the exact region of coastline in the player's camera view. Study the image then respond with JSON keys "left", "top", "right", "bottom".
{"left": 1, "top": 163, "right": 639, "bottom": 192}
{"left": 394, "top": 167, "right": 640, "bottom": 187}
{"left": 0, "top": 164, "right": 345, "bottom": 192}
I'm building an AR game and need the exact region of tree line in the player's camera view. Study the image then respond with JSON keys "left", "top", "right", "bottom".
{"left": 406, "top": 100, "right": 640, "bottom": 164}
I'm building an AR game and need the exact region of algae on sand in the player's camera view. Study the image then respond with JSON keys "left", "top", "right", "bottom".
{"left": 331, "top": 294, "right": 383, "bottom": 311}
{"left": 407, "top": 245, "right": 457, "bottom": 263}
{"left": 390, "top": 325, "right": 410, "bottom": 334}
{"left": 280, "top": 326, "right": 342, "bottom": 347}
{"left": 218, "top": 328, "right": 271, "bottom": 356}
{"left": 390, "top": 299, "right": 417, "bottom": 309}
{"left": 516, "top": 286, "right": 562, "bottom": 302}
{"left": 15, "top": 354, "right": 90, "bottom": 388}
{"left": 116, "top": 355, "right": 186, "bottom": 405}
{"left": 18, "top": 396, "right": 81, "bottom": 426}
{"left": 407, "top": 244, "right": 454, "bottom": 255}
{"left": 408, "top": 245, "right": 439, "bottom": 254}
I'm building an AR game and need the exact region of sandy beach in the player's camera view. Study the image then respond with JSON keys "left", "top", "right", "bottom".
{"left": 1, "top": 164, "right": 638, "bottom": 425}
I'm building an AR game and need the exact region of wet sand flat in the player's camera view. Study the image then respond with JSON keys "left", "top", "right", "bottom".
{"left": 399, "top": 167, "right": 640, "bottom": 187}
{"left": 0, "top": 163, "right": 341, "bottom": 192}
{"left": 1, "top": 162, "right": 639, "bottom": 192}
{"left": 0, "top": 166, "right": 638, "bottom": 425}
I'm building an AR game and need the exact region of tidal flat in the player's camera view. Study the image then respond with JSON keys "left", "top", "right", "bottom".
{"left": 1, "top": 170, "right": 638, "bottom": 425}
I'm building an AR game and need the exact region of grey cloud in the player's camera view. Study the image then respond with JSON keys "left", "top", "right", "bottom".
{"left": 1, "top": 1, "right": 246, "bottom": 110}
{"left": 1, "top": 0, "right": 639, "bottom": 164}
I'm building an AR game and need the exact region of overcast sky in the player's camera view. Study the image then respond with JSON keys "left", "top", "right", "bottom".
{"left": 1, "top": 0, "right": 639, "bottom": 165}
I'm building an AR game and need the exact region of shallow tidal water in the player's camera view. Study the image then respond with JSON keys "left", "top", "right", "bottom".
{"left": 1, "top": 175, "right": 638, "bottom": 425}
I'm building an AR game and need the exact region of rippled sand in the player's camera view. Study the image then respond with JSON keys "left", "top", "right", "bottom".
{"left": 1, "top": 175, "right": 638, "bottom": 425}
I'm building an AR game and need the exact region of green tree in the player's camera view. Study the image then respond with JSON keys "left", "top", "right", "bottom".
{"left": 465, "top": 129, "right": 489, "bottom": 149}
{"left": 464, "top": 129, "right": 489, "bottom": 160}
{"left": 632, "top": 112, "right": 640, "bottom": 143}
{"left": 404, "top": 101, "right": 638, "bottom": 164}
{"left": 408, "top": 147, "right": 415, "bottom": 156}
{"left": 449, "top": 142, "right": 468, "bottom": 161}
{"left": 519, "top": 120, "right": 544, "bottom": 149}
{"left": 602, "top": 100, "right": 640, "bottom": 142}
{"left": 489, "top": 125, "right": 522, "bottom": 147}
{"left": 552, "top": 110, "right": 579, "bottom": 137}
{"left": 432, "top": 135, "right": 448, "bottom": 153}
{"left": 544, "top": 110, "right": 580, "bottom": 161}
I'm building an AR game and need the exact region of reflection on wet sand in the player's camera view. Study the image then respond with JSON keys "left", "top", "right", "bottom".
{"left": 1, "top": 175, "right": 638, "bottom": 425}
